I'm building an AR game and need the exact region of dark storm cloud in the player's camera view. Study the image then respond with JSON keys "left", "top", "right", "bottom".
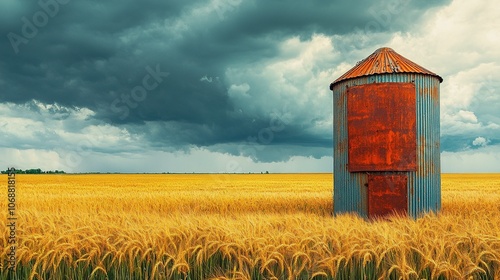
{"left": 0, "top": 0, "right": 451, "bottom": 161}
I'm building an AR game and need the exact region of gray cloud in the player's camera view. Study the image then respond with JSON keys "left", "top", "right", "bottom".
{"left": 3, "top": 0, "right": 492, "bottom": 172}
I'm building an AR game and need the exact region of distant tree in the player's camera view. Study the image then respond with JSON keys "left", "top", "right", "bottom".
{"left": 265, "top": 171, "right": 269, "bottom": 174}
{"left": 2, "top": 168, "right": 64, "bottom": 174}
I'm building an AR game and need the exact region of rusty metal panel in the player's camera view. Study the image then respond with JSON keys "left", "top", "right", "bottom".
{"left": 368, "top": 174, "right": 408, "bottom": 218}
{"left": 347, "top": 83, "right": 417, "bottom": 172}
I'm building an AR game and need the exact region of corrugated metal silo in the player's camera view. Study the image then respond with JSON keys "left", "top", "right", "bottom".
{"left": 329, "top": 47, "right": 443, "bottom": 219}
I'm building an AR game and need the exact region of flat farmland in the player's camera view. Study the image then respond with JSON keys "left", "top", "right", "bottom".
{"left": 1, "top": 174, "right": 500, "bottom": 279}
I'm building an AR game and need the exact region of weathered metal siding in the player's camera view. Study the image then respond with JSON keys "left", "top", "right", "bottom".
{"left": 333, "top": 73, "right": 440, "bottom": 218}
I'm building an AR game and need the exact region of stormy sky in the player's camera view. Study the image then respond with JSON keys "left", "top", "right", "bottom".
{"left": 1, "top": 0, "right": 499, "bottom": 173}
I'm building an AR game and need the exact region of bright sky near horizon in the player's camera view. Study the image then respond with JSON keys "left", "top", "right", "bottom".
{"left": 0, "top": 0, "right": 499, "bottom": 173}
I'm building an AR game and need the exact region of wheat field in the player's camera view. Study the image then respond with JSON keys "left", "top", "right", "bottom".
{"left": 1, "top": 173, "right": 500, "bottom": 279}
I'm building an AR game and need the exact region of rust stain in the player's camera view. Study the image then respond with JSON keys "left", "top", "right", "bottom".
{"left": 335, "top": 118, "right": 341, "bottom": 136}
{"left": 368, "top": 174, "right": 408, "bottom": 219}
{"left": 347, "top": 83, "right": 417, "bottom": 172}
{"left": 337, "top": 139, "right": 347, "bottom": 154}
{"left": 330, "top": 47, "right": 443, "bottom": 88}
{"left": 335, "top": 91, "right": 346, "bottom": 136}
{"left": 432, "top": 82, "right": 440, "bottom": 107}
{"left": 429, "top": 160, "right": 436, "bottom": 175}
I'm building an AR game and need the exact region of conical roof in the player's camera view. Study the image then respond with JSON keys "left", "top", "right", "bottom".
{"left": 330, "top": 47, "right": 442, "bottom": 89}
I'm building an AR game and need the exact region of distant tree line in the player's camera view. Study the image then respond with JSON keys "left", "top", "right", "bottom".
{"left": 1, "top": 168, "right": 65, "bottom": 174}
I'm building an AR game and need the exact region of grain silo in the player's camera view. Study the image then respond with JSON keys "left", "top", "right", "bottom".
{"left": 329, "top": 47, "right": 443, "bottom": 219}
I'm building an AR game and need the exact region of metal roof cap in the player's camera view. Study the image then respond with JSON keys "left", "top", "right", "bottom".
{"left": 330, "top": 47, "right": 443, "bottom": 90}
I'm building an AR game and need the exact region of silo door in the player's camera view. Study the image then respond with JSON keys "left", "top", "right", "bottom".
{"left": 367, "top": 174, "right": 408, "bottom": 218}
